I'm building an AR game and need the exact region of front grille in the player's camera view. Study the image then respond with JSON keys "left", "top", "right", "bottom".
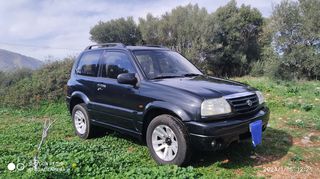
{"left": 226, "top": 93, "right": 259, "bottom": 114}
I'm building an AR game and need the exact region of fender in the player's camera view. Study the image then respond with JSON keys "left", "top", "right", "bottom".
{"left": 143, "top": 101, "right": 193, "bottom": 122}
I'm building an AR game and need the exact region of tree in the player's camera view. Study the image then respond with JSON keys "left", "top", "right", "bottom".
{"left": 88, "top": 0, "right": 319, "bottom": 80}
{"left": 139, "top": 4, "right": 208, "bottom": 67}
{"left": 263, "top": 0, "right": 320, "bottom": 80}
{"left": 299, "top": 0, "right": 320, "bottom": 47}
{"left": 138, "top": 14, "right": 161, "bottom": 45}
{"left": 204, "top": 0, "right": 264, "bottom": 77}
{"left": 90, "top": 17, "right": 141, "bottom": 45}
{"left": 271, "top": 0, "right": 302, "bottom": 54}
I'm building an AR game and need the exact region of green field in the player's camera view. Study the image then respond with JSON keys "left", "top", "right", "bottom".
{"left": 1, "top": 77, "right": 319, "bottom": 178}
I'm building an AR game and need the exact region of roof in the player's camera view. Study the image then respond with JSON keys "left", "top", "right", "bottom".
{"left": 84, "top": 43, "right": 169, "bottom": 51}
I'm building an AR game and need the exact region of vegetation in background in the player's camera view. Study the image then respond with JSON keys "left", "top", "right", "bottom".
{"left": 139, "top": 4, "right": 209, "bottom": 68}
{"left": 90, "top": 0, "right": 319, "bottom": 80}
{"left": 204, "top": 2, "right": 263, "bottom": 76}
{"left": 0, "top": 58, "right": 74, "bottom": 108}
{"left": 90, "top": 17, "right": 141, "bottom": 45}
{"left": 0, "top": 69, "right": 33, "bottom": 88}
{"left": 91, "top": 1, "right": 264, "bottom": 77}
{"left": 260, "top": 0, "right": 320, "bottom": 80}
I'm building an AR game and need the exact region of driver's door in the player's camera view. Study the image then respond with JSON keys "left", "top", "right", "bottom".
{"left": 93, "top": 50, "right": 140, "bottom": 131}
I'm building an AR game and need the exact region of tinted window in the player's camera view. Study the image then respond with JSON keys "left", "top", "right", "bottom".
{"left": 135, "top": 54, "right": 155, "bottom": 78}
{"left": 76, "top": 51, "right": 102, "bottom": 76}
{"left": 133, "top": 50, "right": 201, "bottom": 79}
{"left": 101, "top": 51, "right": 135, "bottom": 79}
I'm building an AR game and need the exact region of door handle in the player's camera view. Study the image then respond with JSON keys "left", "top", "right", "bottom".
{"left": 97, "top": 83, "right": 106, "bottom": 91}
{"left": 97, "top": 83, "right": 106, "bottom": 88}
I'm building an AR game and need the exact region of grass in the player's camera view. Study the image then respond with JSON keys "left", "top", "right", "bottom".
{"left": 0, "top": 77, "right": 319, "bottom": 178}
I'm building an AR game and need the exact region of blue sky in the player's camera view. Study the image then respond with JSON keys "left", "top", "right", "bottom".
{"left": 0, "top": 0, "right": 282, "bottom": 60}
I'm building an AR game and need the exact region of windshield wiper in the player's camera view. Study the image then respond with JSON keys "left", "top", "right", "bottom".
{"left": 152, "top": 75, "right": 183, "bottom": 79}
{"left": 182, "top": 73, "right": 202, "bottom": 77}
{"left": 152, "top": 73, "right": 202, "bottom": 79}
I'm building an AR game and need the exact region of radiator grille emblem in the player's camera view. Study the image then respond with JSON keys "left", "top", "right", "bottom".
{"left": 246, "top": 100, "right": 253, "bottom": 106}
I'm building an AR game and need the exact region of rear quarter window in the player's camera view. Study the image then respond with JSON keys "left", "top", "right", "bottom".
{"left": 76, "top": 51, "right": 102, "bottom": 77}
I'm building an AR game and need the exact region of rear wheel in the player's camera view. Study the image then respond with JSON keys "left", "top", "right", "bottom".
{"left": 146, "top": 114, "right": 191, "bottom": 166}
{"left": 72, "top": 103, "right": 102, "bottom": 139}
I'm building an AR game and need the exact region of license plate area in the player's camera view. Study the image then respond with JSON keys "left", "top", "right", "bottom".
{"left": 249, "top": 120, "right": 262, "bottom": 147}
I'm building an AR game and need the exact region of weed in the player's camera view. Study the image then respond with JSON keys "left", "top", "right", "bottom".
{"left": 301, "top": 104, "right": 313, "bottom": 112}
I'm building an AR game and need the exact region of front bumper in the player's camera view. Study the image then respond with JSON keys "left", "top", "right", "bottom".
{"left": 185, "top": 107, "right": 270, "bottom": 151}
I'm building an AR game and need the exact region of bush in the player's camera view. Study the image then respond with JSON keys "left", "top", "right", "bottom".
{"left": 250, "top": 60, "right": 265, "bottom": 77}
{"left": 252, "top": 45, "right": 281, "bottom": 80}
{"left": 278, "top": 46, "right": 320, "bottom": 80}
{"left": 0, "top": 68, "right": 33, "bottom": 88}
{"left": 0, "top": 58, "right": 74, "bottom": 108}
{"left": 261, "top": 46, "right": 320, "bottom": 81}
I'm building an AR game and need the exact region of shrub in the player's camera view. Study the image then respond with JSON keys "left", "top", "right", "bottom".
{"left": 271, "top": 46, "right": 320, "bottom": 80}
{"left": 0, "top": 68, "right": 33, "bottom": 88}
{"left": 301, "top": 104, "right": 313, "bottom": 112}
{"left": 250, "top": 60, "right": 265, "bottom": 77}
{"left": 0, "top": 58, "right": 74, "bottom": 108}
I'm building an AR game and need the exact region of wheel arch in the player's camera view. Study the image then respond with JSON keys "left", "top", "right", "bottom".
{"left": 69, "top": 91, "right": 90, "bottom": 114}
{"left": 141, "top": 101, "right": 192, "bottom": 142}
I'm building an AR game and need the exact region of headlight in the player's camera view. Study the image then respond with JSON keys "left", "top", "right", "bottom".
{"left": 201, "top": 98, "right": 231, "bottom": 116}
{"left": 255, "top": 91, "right": 265, "bottom": 104}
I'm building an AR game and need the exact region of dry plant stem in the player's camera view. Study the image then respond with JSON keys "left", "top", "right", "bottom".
{"left": 33, "top": 118, "right": 56, "bottom": 170}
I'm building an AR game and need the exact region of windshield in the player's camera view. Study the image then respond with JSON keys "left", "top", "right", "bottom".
{"left": 133, "top": 50, "right": 202, "bottom": 79}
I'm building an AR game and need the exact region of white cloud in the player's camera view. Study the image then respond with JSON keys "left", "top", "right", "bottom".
{"left": 0, "top": 0, "right": 278, "bottom": 60}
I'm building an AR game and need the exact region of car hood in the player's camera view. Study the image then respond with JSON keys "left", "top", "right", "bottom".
{"left": 151, "top": 76, "right": 255, "bottom": 99}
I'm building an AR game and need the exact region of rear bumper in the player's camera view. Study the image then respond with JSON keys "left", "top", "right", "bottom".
{"left": 185, "top": 107, "right": 270, "bottom": 151}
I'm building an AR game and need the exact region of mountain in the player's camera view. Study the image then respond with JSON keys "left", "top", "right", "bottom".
{"left": 0, "top": 49, "right": 43, "bottom": 72}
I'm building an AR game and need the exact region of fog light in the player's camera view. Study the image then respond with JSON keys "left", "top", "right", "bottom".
{"left": 211, "top": 140, "right": 216, "bottom": 147}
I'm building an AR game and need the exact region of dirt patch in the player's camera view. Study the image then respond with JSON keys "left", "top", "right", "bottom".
{"left": 293, "top": 132, "right": 320, "bottom": 147}
{"left": 256, "top": 162, "right": 319, "bottom": 179}
{"left": 127, "top": 146, "right": 136, "bottom": 153}
{"left": 233, "top": 168, "right": 244, "bottom": 175}
{"left": 254, "top": 132, "right": 320, "bottom": 178}
{"left": 251, "top": 154, "right": 280, "bottom": 165}
{"left": 64, "top": 135, "right": 74, "bottom": 141}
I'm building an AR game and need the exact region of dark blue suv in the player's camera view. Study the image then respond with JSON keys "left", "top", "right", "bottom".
{"left": 66, "top": 43, "right": 269, "bottom": 166}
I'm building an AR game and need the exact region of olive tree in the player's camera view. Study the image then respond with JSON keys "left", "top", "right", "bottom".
{"left": 90, "top": 17, "right": 141, "bottom": 45}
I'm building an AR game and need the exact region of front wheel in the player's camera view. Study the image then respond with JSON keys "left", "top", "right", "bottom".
{"left": 146, "top": 114, "right": 191, "bottom": 166}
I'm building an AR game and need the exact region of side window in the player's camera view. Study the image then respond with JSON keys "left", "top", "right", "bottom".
{"left": 76, "top": 51, "right": 102, "bottom": 76}
{"left": 101, "top": 51, "right": 135, "bottom": 79}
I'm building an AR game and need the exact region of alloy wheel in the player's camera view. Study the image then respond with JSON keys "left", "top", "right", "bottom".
{"left": 151, "top": 125, "right": 178, "bottom": 161}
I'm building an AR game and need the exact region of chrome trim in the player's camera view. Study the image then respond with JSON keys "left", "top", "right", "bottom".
{"left": 223, "top": 91, "right": 255, "bottom": 99}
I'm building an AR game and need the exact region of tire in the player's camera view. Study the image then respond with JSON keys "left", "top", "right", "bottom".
{"left": 72, "top": 103, "right": 101, "bottom": 139}
{"left": 146, "top": 114, "right": 191, "bottom": 166}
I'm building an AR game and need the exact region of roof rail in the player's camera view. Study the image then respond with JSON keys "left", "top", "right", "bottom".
{"left": 85, "top": 43, "right": 125, "bottom": 50}
{"left": 145, "top": 45, "right": 166, "bottom": 48}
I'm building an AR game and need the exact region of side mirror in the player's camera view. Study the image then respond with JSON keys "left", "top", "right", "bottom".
{"left": 117, "top": 73, "right": 138, "bottom": 86}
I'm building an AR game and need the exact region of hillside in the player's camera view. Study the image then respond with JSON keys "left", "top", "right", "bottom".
{"left": 0, "top": 49, "right": 43, "bottom": 72}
